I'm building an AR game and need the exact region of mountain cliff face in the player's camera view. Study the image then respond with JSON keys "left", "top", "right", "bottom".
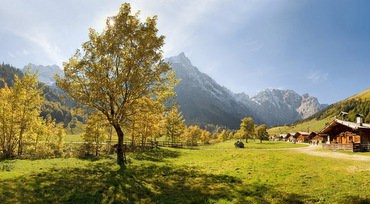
{"left": 23, "top": 64, "right": 63, "bottom": 85}
{"left": 166, "top": 53, "right": 327, "bottom": 128}
{"left": 166, "top": 53, "right": 260, "bottom": 129}
{"left": 251, "top": 89, "right": 327, "bottom": 125}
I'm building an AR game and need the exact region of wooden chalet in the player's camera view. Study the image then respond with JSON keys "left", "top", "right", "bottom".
{"left": 311, "top": 135, "right": 324, "bottom": 143}
{"left": 279, "top": 134, "right": 288, "bottom": 141}
{"left": 294, "top": 132, "right": 317, "bottom": 143}
{"left": 286, "top": 133, "right": 296, "bottom": 142}
{"left": 320, "top": 114, "right": 370, "bottom": 152}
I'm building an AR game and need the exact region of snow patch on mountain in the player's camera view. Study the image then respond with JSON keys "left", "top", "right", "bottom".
{"left": 165, "top": 53, "right": 328, "bottom": 127}
{"left": 23, "top": 64, "right": 63, "bottom": 85}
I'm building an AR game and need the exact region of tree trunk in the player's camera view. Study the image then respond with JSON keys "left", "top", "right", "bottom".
{"left": 245, "top": 138, "right": 248, "bottom": 143}
{"left": 35, "top": 134, "right": 40, "bottom": 154}
{"left": 95, "top": 140, "right": 99, "bottom": 157}
{"left": 113, "top": 123, "right": 126, "bottom": 168}
{"left": 18, "top": 128, "right": 25, "bottom": 156}
{"left": 131, "top": 121, "right": 135, "bottom": 149}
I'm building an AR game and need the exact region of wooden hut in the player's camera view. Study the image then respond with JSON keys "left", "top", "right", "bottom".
{"left": 286, "top": 133, "right": 296, "bottom": 142}
{"left": 294, "top": 132, "right": 316, "bottom": 143}
{"left": 319, "top": 115, "right": 370, "bottom": 152}
{"left": 311, "top": 135, "right": 324, "bottom": 143}
{"left": 279, "top": 134, "right": 288, "bottom": 141}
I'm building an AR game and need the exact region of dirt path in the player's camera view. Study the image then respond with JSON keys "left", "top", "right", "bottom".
{"left": 194, "top": 145, "right": 370, "bottom": 161}
{"left": 293, "top": 145, "right": 370, "bottom": 161}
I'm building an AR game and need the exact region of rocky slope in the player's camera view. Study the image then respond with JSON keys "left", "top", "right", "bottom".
{"left": 166, "top": 53, "right": 260, "bottom": 129}
{"left": 23, "top": 64, "right": 63, "bottom": 85}
{"left": 24, "top": 53, "right": 328, "bottom": 128}
{"left": 166, "top": 53, "right": 327, "bottom": 128}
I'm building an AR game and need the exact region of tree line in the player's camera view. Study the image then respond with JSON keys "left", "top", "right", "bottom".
{"left": 0, "top": 63, "right": 83, "bottom": 127}
{"left": 0, "top": 70, "right": 66, "bottom": 158}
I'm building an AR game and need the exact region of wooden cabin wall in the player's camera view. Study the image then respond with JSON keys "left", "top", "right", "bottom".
{"left": 361, "top": 131, "right": 370, "bottom": 143}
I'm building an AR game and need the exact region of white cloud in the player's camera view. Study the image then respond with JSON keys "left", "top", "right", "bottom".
{"left": 307, "top": 70, "right": 329, "bottom": 82}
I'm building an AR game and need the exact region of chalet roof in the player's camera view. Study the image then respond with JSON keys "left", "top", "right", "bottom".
{"left": 295, "top": 132, "right": 310, "bottom": 136}
{"left": 320, "top": 119, "right": 370, "bottom": 134}
{"left": 279, "top": 134, "right": 287, "bottom": 138}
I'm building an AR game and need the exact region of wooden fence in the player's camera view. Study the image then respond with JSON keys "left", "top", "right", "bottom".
{"left": 322, "top": 143, "right": 370, "bottom": 152}
{"left": 119, "top": 141, "right": 186, "bottom": 149}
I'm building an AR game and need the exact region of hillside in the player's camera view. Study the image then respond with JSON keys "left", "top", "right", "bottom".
{"left": 0, "top": 63, "right": 81, "bottom": 125}
{"left": 268, "top": 88, "right": 370, "bottom": 136}
{"left": 347, "top": 88, "right": 370, "bottom": 101}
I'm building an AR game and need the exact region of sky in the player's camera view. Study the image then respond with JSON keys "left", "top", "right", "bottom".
{"left": 1, "top": 0, "right": 370, "bottom": 104}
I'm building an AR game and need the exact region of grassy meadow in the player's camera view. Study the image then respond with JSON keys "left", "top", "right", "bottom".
{"left": 198, "top": 139, "right": 308, "bottom": 149}
{"left": 267, "top": 117, "right": 333, "bottom": 136}
{"left": 0, "top": 141, "right": 369, "bottom": 203}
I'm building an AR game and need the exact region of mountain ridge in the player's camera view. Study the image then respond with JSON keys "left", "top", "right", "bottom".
{"left": 166, "top": 53, "right": 328, "bottom": 128}
{"left": 23, "top": 63, "right": 63, "bottom": 85}
{"left": 20, "top": 53, "right": 328, "bottom": 129}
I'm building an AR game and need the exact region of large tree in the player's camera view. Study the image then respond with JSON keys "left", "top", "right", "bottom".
{"left": 56, "top": 3, "right": 176, "bottom": 166}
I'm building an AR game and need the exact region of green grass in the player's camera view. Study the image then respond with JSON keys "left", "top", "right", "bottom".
{"left": 0, "top": 143, "right": 369, "bottom": 203}
{"left": 65, "top": 134, "right": 84, "bottom": 142}
{"left": 199, "top": 139, "right": 308, "bottom": 149}
{"left": 314, "top": 148, "right": 370, "bottom": 156}
{"left": 347, "top": 88, "right": 370, "bottom": 101}
{"left": 268, "top": 117, "right": 333, "bottom": 136}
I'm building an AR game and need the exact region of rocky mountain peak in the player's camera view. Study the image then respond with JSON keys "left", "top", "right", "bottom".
{"left": 165, "top": 53, "right": 327, "bottom": 128}
{"left": 167, "top": 52, "right": 194, "bottom": 69}
{"left": 23, "top": 63, "right": 63, "bottom": 85}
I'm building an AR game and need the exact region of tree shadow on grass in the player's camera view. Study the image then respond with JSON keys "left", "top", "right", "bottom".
{"left": 130, "top": 148, "right": 181, "bottom": 162}
{"left": 77, "top": 154, "right": 114, "bottom": 162}
{"left": 0, "top": 160, "right": 310, "bottom": 203}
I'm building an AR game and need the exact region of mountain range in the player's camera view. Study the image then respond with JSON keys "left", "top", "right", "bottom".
{"left": 166, "top": 53, "right": 328, "bottom": 129}
{"left": 23, "top": 64, "right": 63, "bottom": 86}
{"left": 21, "top": 53, "right": 328, "bottom": 129}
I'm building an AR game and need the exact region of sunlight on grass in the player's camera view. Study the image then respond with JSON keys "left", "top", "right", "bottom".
{"left": 314, "top": 148, "right": 370, "bottom": 156}
{"left": 65, "top": 134, "right": 84, "bottom": 142}
{"left": 0, "top": 147, "right": 369, "bottom": 203}
{"left": 199, "top": 139, "right": 307, "bottom": 149}
{"left": 268, "top": 118, "right": 333, "bottom": 136}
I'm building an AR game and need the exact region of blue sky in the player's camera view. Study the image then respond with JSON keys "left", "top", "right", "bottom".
{"left": 1, "top": 0, "right": 369, "bottom": 104}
